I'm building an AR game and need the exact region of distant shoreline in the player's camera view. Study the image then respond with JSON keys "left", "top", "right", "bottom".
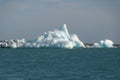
{"left": 84, "top": 43, "right": 120, "bottom": 47}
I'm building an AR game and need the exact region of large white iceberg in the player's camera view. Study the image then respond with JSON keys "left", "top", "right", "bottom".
{"left": 26, "top": 24, "right": 85, "bottom": 49}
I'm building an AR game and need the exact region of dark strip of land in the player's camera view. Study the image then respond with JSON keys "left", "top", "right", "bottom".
{"left": 84, "top": 43, "right": 120, "bottom": 47}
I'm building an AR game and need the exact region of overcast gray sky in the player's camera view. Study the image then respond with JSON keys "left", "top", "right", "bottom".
{"left": 0, "top": 0, "right": 120, "bottom": 43}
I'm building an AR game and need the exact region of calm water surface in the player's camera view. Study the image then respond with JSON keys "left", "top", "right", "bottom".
{"left": 0, "top": 48, "right": 120, "bottom": 80}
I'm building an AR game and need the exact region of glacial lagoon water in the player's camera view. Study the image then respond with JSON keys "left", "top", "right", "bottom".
{"left": 0, "top": 48, "right": 120, "bottom": 80}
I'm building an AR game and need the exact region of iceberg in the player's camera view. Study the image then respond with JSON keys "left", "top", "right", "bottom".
{"left": 26, "top": 24, "right": 85, "bottom": 49}
{"left": 2, "top": 39, "right": 26, "bottom": 48}
{"left": 93, "top": 39, "right": 114, "bottom": 48}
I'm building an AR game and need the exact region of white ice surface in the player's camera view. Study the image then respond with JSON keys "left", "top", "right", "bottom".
{"left": 93, "top": 39, "right": 114, "bottom": 48}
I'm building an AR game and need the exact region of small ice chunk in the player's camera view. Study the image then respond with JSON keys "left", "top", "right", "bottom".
{"left": 93, "top": 39, "right": 114, "bottom": 48}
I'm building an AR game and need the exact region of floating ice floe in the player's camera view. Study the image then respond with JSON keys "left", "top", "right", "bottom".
{"left": 93, "top": 39, "right": 114, "bottom": 48}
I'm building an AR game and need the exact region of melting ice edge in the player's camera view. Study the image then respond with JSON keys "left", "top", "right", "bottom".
{"left": 0, "top": 24, "right": 118, "bottom": 49}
